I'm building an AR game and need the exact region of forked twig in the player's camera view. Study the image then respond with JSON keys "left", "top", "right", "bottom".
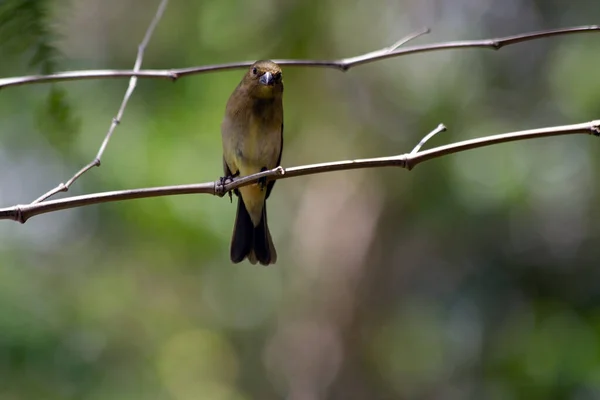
{"left": 31, "top": 0, "right": 170, "bottom": 203}
{"left": 0, "top": 23, "right": 600, "bottom": 212}
{"left": 1, "top": 120, "right": 597, "bottom": 223}
{"left": 0, "top": 25, "right": 597, "bottom": 90}
{"left": 411, "top": 124, "right": 447, "bottom": 154}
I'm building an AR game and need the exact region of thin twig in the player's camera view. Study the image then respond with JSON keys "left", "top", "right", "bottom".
{"left": 31, "top": 0, "right": 170, "bottom": 203}
{"left": 388, "top": 27, "right": 431, "bottom": 51}
{"left": 359, "top": 27, "right": 431, "bottom": 60}
{"left": 2, "top": 120, "right": 597, "bottom": 223}
{"left": 0, "top": 25, "right": 597, "bottom": 90}
{"left": 411, "top": 124, "right": 446, "bottom": 154}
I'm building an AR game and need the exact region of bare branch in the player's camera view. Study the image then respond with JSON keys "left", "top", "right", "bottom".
{"left": 31, "top": 0, "right": 170, "bottom": 203}
{"left": 335, "top": 25, "right": 600, "bottom": 69}
{"left": 0, "top": 25, "right": 597, "bottom": 90}
{"left": 2, "top": 24, "right": 598, "bottom": 221}
{"left": 2, "top": 120, "right": 597, "bottom": 223}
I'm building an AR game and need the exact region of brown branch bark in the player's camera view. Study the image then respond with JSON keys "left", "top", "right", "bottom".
{"left": 1, "top": 120, "right": 597, "bottom": 223}
{"left": 1, "top": 23, "right": 598, "bottom": 222}
{"left": 0, "top": 25, "right": 597, "bottom": 90}
{"left": 2, "top": 24, "right": 598, "bottom": 205}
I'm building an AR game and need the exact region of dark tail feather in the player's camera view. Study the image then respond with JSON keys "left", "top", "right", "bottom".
{"left": 230, "top": 197, "right": 255, "bottom": 264}
{"left": 230, "top": 197, "right": 277, "bottom": 266}
{"left": 254, "top": 204, "right": 277, "bottom": 266}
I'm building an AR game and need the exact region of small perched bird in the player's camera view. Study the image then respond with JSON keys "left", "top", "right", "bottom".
{"left": 221, "top": 60, "right": 284, "bottom": 265}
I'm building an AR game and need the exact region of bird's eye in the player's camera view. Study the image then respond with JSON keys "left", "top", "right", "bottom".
{"left": 274, "top": 72, "right": 282, "bottom": 81}
{"left": 252, "top": 67, "right": 258, "bottom": 75}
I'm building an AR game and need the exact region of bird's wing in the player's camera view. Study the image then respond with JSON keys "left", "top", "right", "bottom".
{"left": 223, "top": 155, "right": 233, "bottom": 177}
{"left": 266, "top": 122, "right": 283, "bottom": 199}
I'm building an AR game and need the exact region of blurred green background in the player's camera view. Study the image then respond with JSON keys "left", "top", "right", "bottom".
{"left": 1, "top": 0, "right": 600, "bottom": 399}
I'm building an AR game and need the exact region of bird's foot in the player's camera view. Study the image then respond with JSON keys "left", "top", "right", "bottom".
{"left": 219, "top": 173, "right": 238, "bottom": 203}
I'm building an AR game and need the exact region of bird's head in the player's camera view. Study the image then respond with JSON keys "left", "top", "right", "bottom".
{"left": 242, "top": 60, "right": 283, "bottom": 99}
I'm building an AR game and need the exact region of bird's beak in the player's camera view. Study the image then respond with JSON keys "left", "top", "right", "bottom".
{"left": 259, "top": 71, "right": 273, "bottom": 86}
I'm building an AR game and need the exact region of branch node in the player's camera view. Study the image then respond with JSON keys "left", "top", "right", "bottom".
{"left": 15, "top": 206, "right": 25, "bottom": 224}
{"left": 169, "top": 71, "right": 179, "bottom": 81}
{"left": 591, "top": 120, "right": 600, "bottom": 136}
{"left": 112, "top": 117, "right": 121, "bottom": 125}
{"left": 399, "top": 154, "right": 413, "bottom": 171}
{"left": 275, "top": 166, "right": 285, "bottom": 176}
{"left": 215, "top": 178, "right": 228, "bottom": 197}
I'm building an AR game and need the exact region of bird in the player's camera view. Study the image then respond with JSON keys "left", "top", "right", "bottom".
{"left": 221, "top": 60, "right": 284, "bottom": 265}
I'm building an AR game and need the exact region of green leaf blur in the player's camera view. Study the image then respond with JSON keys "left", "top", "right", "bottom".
{"left": 0, "top": 0, "right": 600, "bottom": 399}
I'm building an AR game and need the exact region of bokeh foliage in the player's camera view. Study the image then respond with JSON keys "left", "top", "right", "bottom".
{"left": 1, "top": 0, "right": 600, "bottom": 399}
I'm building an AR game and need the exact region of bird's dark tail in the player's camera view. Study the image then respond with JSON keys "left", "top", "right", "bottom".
{"left": 230, "top": 196, "right": 277, "bottom": 265}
